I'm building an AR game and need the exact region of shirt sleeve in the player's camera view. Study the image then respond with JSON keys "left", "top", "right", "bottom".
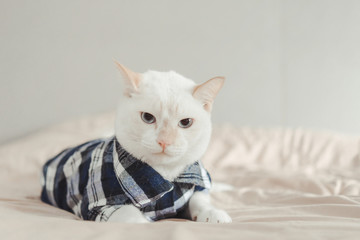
{"left": 195, "top": 161, "right": 212, "bottom": 192}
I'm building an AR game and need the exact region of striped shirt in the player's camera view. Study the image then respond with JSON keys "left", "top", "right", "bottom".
{"left": 40, "top": 136, "right": 211, "bottom": 221}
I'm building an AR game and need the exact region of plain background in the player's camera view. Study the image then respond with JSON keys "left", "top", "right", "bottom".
{"left": 1, "top": 0, "right": 360, "bottom": 144}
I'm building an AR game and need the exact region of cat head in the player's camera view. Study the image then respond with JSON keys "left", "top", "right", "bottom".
{"left": 114, "top": 62, "right": 224, "bottom": 180}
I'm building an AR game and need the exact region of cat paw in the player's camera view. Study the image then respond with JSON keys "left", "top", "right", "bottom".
{"left": 107, "top": 205, "right": 150, "bottom": 223}
{"left": 192, "top": 208, "right": 232, "bottom": 223}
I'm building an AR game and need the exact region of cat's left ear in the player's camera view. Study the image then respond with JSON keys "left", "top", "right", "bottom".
{"left": 193, "top": 77, "right": 225, "bottom": 112}
{"left": 114, "top": 61, "right": 142, "bottom": 97}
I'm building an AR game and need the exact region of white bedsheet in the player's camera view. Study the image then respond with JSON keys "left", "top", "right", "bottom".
{"left": 1, "top": 113, "right": 360, "bottom": 239}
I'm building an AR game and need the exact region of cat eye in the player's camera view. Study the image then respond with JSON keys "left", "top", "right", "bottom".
{"left": 141, "top": 112, "right": 156, "bottom": 124}
{"left": 178, "top": 118, "right": 193, "bottom": 128}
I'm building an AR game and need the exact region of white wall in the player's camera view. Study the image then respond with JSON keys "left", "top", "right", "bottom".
{"left": 1, "top": 0, "right": 360, "bottom": 144}
{"left": 283, "top": 0, "right": 360, "bottom": 134}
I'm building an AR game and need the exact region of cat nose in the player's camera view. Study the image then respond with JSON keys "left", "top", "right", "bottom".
{"left": 157, "top": 141, "right": 169, "bottom": 152}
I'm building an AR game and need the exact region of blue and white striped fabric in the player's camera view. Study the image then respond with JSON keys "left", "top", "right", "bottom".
{"left": 41, "top": 136, "right": 211, "bottom": 221}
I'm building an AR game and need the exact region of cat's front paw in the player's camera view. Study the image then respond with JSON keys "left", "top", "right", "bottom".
{"left": 107, "top": 205, "right": 150, "bottom": 223}
{"left": 192, "top": 208, "right": 232, "bottom": 223}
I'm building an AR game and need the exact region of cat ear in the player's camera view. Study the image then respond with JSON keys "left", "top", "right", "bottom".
{"left": 193, "top": 76, "right": 225, "bottom": 112}
{"left": 114, "top": 61, "right": 142, "bottom": 97}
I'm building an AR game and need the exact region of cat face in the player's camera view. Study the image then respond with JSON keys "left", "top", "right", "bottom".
{"left": 114, "top": 63, "right": 224, "bottom": 179}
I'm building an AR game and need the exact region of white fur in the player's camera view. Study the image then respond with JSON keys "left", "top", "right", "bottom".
{"left": 115, "top": 70, "right": 212, "bottom": 181}
{"left": 107, "top": 205, "right": 149, "bottom": 223}
{"left": 111, "top": 65, "right": 230, "bottom": 223}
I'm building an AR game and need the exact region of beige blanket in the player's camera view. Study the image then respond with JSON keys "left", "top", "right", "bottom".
{"left": 1, "top": 113, "right": 360, "bottom": 239}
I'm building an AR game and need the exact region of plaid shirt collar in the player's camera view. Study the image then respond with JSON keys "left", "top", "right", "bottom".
{"left": 112, "top": 137, "right": 209, "bottom": 208}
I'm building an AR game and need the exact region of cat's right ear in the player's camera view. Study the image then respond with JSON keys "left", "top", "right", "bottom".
{"left": 114, "top": 61, "right": 142, "bottom": 97}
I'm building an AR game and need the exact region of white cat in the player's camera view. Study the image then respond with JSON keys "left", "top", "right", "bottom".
{"left": 111, "top": 62, "right": 231, "bottom": 223}
{"left": 41, "top": 62, "right": 231, "bottom": 223}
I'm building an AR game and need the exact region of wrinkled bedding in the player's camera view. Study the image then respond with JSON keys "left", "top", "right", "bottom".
{"left": 1, "top": 112, "right": 360, "bottom": 239}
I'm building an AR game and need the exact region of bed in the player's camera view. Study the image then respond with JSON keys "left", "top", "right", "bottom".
{"left": 1, "top": 112, "right": 360, "bottom": 239}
